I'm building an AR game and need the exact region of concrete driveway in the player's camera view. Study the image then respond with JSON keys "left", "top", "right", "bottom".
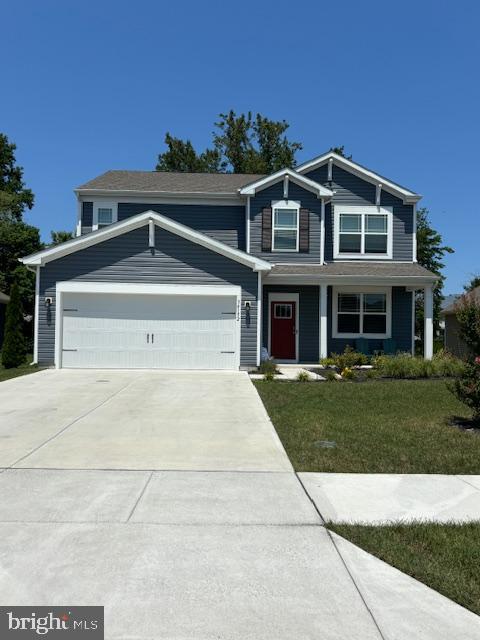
{"left": 0, "top": 369, "right": 291, "bottom": 471}
{"left": 0, "top": 370, "right": 478, "bottom": 639}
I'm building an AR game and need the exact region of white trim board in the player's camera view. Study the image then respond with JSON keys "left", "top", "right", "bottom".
{"left": 239, "top": 168, "right": 333, "bottom": 198}
{"left": 267, "top": 292, "right": 299, "bottom": 363}
{"left": 295, "top": 152, "right": 421, "bottom": 204}
{"left": 21, "top": 210, "right": 272, "bottom": 273}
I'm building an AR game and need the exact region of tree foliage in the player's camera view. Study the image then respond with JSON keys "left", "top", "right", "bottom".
{"left": 415, "top": 207, "right": 454, "bottom": 335}
{"left": 50, "top": 230, "right": 74, "bottom": 245}
{"left": 456, "top": 295, "right": 480, "bottom": 357}
{"left": 1, "top": 283, "right": 26, "bottom": 368}
{"left": 0, "top": 134, "right": 34, "bottom": 222}
{"left": 464, "top": 275, "right": 480, "bottom": 293}
{"left": 0, "top": 220, "right": 42, "bottom": 317}
{"left": 156, "top": 110, "right": 303, "bottom": 174}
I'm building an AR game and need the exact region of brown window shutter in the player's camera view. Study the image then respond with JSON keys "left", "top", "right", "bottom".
{"left": 262, "top": 207, "right": 272, "bottom": 251}
{"left": 299, "top": 208, "right": 309, "bottom": 253}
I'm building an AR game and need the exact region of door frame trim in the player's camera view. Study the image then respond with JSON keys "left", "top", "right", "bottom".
{"left": 55, "top": 281, "right": 241, "bottom": 369}
{"left": 268, "top": 292, "right": 299, "bottom": 363}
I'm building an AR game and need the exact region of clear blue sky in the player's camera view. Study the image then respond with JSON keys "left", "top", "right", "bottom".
{"left": 2, "top": 0, "right": 479, "bottom": 293}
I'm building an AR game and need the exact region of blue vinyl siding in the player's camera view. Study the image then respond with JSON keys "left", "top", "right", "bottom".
{"left": 116, "top": 202, "right": 245, "bottom": 250}
{"left": 305, "top": 165, "right": 414, "bottom": 262}
{"left": 250, "top": 182, "right": 322, "bottom": 263}
{"left": 262, "top": 285, "right": 319, "bottom": 361}
{"left": 38, "top": 226, "right": 258, "bottom": 367}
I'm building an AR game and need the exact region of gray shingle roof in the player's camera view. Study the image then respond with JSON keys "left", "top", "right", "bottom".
{"left": 76, "top": 171, "right": 265, "bottom": 194}
{"left": 441, "top": 286, "right": 480, "bottom": 315}
{"left": 270, "top": 263, "right": 437, "bottom": 279}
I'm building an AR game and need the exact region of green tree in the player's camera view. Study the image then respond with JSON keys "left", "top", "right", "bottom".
{"left": 0, "top": 134, "right": 34, "bottom": 222}
{"left": 329, "top": 146, "right": 352, "bottom": 159}
{"left": 156, "top": 111, "right": 302, "bottom": 174}
{"left": 0, "top": 220, "right": 42, "bottom": 317}
{"left": 50, "top": 230, "right": 74, "bottom": 245}
{"left": 415, "top": 207, "right": 454, "bottom": 338}
{"left": 1, "top": 283, "right": 26, "bottom": 368}
{"left": 464, "top": 274, "right": 480, "bottom": 292}
{"left": 156, "top": 133, "right": 222, "bottom": 172}
{"left": 456, "top": 295, "right": 480, "bottom": 357}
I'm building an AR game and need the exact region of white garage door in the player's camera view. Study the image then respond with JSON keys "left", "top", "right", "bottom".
{"left": 61, "top": 291, "right": 240, "bottom": 369}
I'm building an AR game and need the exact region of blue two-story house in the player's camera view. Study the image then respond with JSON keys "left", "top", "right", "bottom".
{"left": 21, "top": 151, "right": 436, "bottom": 370}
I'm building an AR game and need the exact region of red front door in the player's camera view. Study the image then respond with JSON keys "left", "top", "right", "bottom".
{"left": 270, "top": 301, "right": 296, "bottom": 360}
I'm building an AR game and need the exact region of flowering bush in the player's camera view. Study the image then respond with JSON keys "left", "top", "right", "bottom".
{"left": 450, "top": 358, "right": 480, "bottom": 423}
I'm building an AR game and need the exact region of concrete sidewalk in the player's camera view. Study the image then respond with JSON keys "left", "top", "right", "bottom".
{"left": 299, "top": 473, "right": 480, "bottom": 523}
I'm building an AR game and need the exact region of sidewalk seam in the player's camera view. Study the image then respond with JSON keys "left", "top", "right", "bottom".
{"left": 125, "top": 471, "right": 154, "bottom": 522}
{"left": 295, "top": 472, "right": 387, "bottom": 640}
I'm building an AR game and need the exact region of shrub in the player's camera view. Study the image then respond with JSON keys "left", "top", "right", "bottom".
{"left": 449, "top": 358, "right": 480, "bottom": 423}
{"left": 296, "top": 370, "right": 310, "bottom": 382}
{"left": 329, "top": 345, "right": 369, "bottom": 370}
{"left": 324, "top": 370, "right": 338, "bottom": 382}
{"left": 341, "top": 367, "right": 355, "bottom": 380}
{"left": 1, "top": 283, "right": 26, "bottom": 369}
{"left": 319, "top": 357, "right": 336, "bottom": 367}
{"left": 259, "top": 359, "right": 278, "bottom": 375}
{"left": 372, "top": 351, "right": 464, "bottom": 379}
{"left": 263, "top": 370, "right": 275, "bottom": 382}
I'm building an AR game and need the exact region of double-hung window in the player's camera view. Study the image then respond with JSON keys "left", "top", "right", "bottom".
{"left": 93, "top": 202, "right": 118, "bottom": 231}
{"left": 333, "top": 288, "right": 391, "bottom": 338}
{"left": 335, "top": 206, "right": 392, "bottom": 258}
{"left": 272, "top": 201, "right": 299, "bottom": 251}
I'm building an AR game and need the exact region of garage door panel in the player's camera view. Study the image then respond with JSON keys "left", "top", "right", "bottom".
{"left": 61, "top": 292, "right": 239, "bottom": 370}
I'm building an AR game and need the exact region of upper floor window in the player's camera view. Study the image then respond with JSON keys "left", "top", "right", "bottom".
{"left": 272, "top": 201, "right": 299, "bottom": 252}
{"left": 334, "top": 206, "right": 392, "bottom": 259}
{"left": 93, "top": 202, "right": 118, "bottom": 231}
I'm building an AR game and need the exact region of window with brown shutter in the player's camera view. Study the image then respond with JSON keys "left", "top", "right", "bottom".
{"left": 262, "top": 207, "right": 272, "bottom": 252}
{"left": 299, "top": 208, "right": 310, "bottom": 252}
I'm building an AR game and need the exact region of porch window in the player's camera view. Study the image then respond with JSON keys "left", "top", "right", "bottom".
{"left": 334, "top": 289, "right": 390, "bottom": 338}
{"left": 335, "top": 207, "right": 392, "bottom": 259}
{"left": 272, "top": 202, "right": 299, "bottom": 251}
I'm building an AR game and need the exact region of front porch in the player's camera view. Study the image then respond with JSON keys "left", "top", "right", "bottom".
{"left": 260, "top": 279, "right": 434, "bottom": 363}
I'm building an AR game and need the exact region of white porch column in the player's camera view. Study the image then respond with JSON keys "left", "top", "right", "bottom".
{"left": 319, "top": 284, "right": 328, "bottom": 360}
{"left": 424, "top": 285, "right": 434, "bottom": 360}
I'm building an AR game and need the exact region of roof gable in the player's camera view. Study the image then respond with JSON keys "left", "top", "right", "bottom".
{"left": 21, "top": 211, "right": 272, "bottom": 272}
{"left": 295, "top": 152, "right": 421, "bottom": 203}
{"left": 238, "top": 168, "right": 333, "bottom": 198}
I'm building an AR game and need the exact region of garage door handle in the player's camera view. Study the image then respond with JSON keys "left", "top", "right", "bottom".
{"left": 147, "top": 334, "right": 149, "bottom": 344}
{"left": 151, "top": 333, "right": 154, "bottom": 344}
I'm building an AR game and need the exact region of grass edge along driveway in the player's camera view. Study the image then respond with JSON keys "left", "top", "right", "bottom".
{"left": 254, "top": 379, "right": 480, "bottom": 474}
{"left": 327, "top": 521, "right": 480, "bottom": 617}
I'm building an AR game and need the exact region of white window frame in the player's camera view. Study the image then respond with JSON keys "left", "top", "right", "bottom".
{"left": 334, "top": 205, "right": 393, "bottom": 259}
{"left": 332, "top": 286, "right": 392, "bottom": 339}
{"left": 92, "top": 201, "right": 118, "bottom": 231}
{"left": 271, "top": 200, "right": 300, "bottom": 252}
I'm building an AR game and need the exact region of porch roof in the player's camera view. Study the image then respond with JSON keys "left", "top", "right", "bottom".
{"left": 266, "top": 262, "right": 437, "bottom": 285}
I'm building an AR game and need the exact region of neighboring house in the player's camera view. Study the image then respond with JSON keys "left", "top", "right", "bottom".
{"left": 21, "top": 151, "right": 437, "bottom": 370}
{"left": 441, "top": 287, "right": 480, "bottom": 358}
{"left": 439, "top": 294, "right": 460, "bottom": 332}
{"left": 0, "top": 291, "right": 10, "bottom": 349}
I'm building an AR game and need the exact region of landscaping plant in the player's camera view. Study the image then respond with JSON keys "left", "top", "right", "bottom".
{"left": 296, "top": 370, "right": 310, "bottom": 382}
{"left": 258, "top": 358, "right": 278, "bottom": 375}
{"left": 1, "top": 282, "right": 26, "bottom": 368}
{"left": 448, "top": 295, "right": 480, "bottom": 423}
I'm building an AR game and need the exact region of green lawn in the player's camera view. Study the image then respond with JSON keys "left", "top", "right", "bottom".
{"left": 0, "top": 356, "right": 41, "bottom": 383}
{"left": 328, "top": 522, "right": 480, "bottom": 616}
{"left": 254, "top": 379, "right": 480, "bottom": 473}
